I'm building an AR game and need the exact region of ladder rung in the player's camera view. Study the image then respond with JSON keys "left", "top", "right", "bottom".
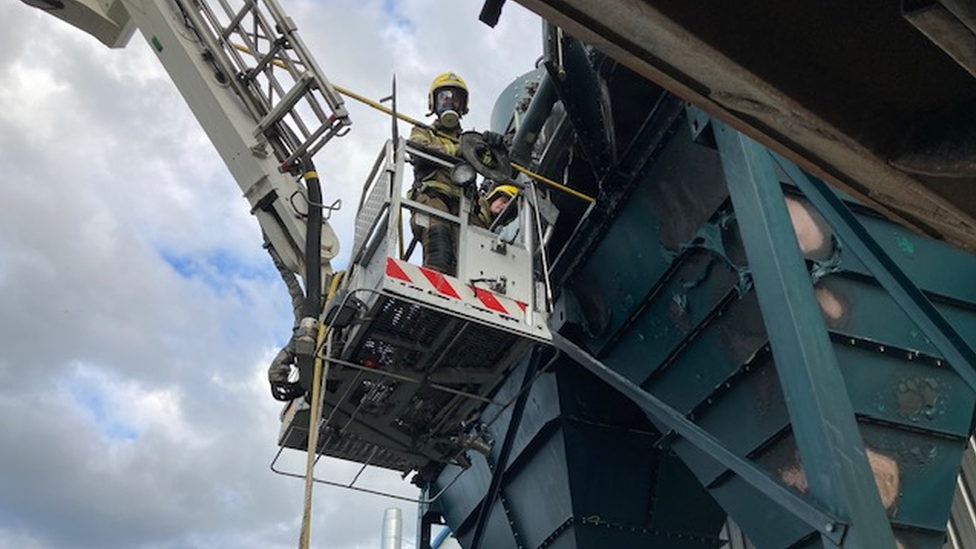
{"left": 253, "top": 71, "right": 315, "bottom": 138}
{"left": 239, "top": 38, "right": 287, "bottom": 85}
{"left": 221, "top": 0, "right": 257, "bottom": 41}
{"left": 294, "top": 122, "right": 341, "bottom": 162}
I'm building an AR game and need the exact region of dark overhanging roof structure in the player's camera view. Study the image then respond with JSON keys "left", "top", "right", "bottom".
{"left": 510, "top": 0, "right": 976, "bottom": 251}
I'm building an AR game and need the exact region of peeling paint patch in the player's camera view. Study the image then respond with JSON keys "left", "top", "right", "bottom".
{"left": 669, "top": 292, "right": 691, "bottom": 331}
{"left": 896, "top": 235, "right": 916, "bottom": 255}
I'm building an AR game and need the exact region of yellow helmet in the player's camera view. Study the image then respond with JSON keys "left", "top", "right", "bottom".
{"left": 428, "top": 72, "right": 469, "bottom": 115}
{"left": 486, "top": 184, "right": 519, "bottom": 202}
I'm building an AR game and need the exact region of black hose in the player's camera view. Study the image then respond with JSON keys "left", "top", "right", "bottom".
{"left": 303, "top": 163, "right": 322, "bottom": 319}
{"left": 293, "top": 163, "right": 324, "bottom": 394}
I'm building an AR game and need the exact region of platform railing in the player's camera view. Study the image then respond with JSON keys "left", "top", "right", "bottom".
{"left": 350, "top": 138, "right": 544, "bottom": 310}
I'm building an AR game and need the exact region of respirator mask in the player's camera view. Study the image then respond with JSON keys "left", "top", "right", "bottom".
{"left": 434, "top": 88, "right": 463, "bottom": 129}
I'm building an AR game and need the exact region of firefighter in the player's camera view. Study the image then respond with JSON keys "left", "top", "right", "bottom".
{"left": 474, "top": 183, "right": 519, "bottom": 229}
{"left": 408, "top": 72, "right": 470, "bottom": 275}
{"left": 408, "top": 73, "right": 508, "bottom": 272}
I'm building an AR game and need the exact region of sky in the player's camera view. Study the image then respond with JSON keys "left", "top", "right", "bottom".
{"left": 0, "top": 1, "right": 542, "bottom": 548}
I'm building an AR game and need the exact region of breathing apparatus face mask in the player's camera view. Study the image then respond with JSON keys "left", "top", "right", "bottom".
{"left": 434, "top": 88, "right": 463, "bottom": 129}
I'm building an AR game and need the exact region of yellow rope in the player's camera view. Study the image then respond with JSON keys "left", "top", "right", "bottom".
{"left": 510, "top": 163, "right": 595, "bottom": 204}
{"left": 332, "top": 84, "right": 430, "bottom": 131}
{"left": 297, "top": 271, "right": 345, "bottom": 549}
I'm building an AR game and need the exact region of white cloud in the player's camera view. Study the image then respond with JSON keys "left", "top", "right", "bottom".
{"left": 0, "top": 0, "right": 542, "bottom": 548}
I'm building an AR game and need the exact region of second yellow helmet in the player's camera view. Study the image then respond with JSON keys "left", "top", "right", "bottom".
{"left": 486, "top": 184, "right": 519, "bottom": 202}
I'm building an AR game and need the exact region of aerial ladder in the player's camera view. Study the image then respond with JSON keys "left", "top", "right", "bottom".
{"left": 22, "top": 0, "right": 554, "bottom": 502}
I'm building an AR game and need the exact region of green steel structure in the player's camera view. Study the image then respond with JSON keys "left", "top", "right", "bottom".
{"left": 418, "top": 27, "right": 976, "bottom": 549}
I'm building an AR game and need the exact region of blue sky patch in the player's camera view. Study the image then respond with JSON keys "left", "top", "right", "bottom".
{"left": 382, "top": 0, "right": 414, "bottom": 33}
{"left": 158, "top": 248, "right": 276, "bottom": 296}
{"left": 60, "top": 370, "right": 139, "bottom": 442}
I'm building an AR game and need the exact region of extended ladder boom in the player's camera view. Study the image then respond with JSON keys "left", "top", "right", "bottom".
{"left": 27, "top": 0, "right": 352, "bottom": 278}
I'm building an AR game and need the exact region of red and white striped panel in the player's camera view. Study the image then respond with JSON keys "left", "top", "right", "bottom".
{"left": 385, "top": 257, "right": 528, "bottom": 319}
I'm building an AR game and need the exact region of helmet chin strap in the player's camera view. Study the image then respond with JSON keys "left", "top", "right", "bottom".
{"left": 438, "top": 110, "right": 460, "bottom": 129}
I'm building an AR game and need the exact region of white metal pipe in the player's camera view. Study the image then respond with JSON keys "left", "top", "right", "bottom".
{"left": 381, "top": 508, "right": 402, "bottom": 549}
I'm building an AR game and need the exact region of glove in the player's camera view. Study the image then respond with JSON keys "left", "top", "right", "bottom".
{"left": 483, "top": 130, "right": 505, "bottom": 148}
